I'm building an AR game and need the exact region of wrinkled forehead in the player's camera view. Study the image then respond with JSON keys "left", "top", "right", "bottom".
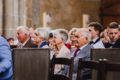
{"left": 17, "top": 29, "right": 22, "bottom": 33}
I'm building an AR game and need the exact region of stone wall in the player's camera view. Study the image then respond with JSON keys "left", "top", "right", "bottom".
{"left": 1, "top": 0, "right": 27, "bottom": 38}
{"left": 26, "top": 0, "right": 100, "bottom": 30}
{"left": 0, "top": 0, "right": 3, "bottom": 34}
{"left": 1, "top": 0, "right": 100, "bottom": 38}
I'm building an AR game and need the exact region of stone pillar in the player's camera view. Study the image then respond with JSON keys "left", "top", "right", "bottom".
{"left": 3, "top": 0, "right": 19, "bottom": 38}
{"left": 0, "top": 0, "right": 3, "bottom": 34}
{"left": 18, "top": 0, "right": 27, "bottom": 26}
{"left": 32, "top": 0, "right": 40, "bottom": 28}
{"left": 26, "top": 0, "right": 32, "bottom": 27}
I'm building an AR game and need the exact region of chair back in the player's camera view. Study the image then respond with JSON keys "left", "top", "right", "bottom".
{"left": 91, "top": 48, "right": 120, "bottom": 80}
{"left": 99, "top": 59, "right": 120, "bottom": 80}
{"left": 50, "top": 55, "right": 74, "bottom": 80}
{"left": 76, "top": 58, "right": 100, "bottom": 80}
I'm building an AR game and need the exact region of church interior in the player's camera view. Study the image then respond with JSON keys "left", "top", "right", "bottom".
{"left": 0, "top": 0, "right": 120, "bottom": 39}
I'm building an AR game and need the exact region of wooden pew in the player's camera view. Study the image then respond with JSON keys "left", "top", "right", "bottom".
{"left": 13, "top": 48, "right": 50, "bottom": 80}
{"left": 91, "top": 48, "right": 120, "bottom": 80}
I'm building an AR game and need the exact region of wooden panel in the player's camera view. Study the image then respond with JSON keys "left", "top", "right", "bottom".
{"left": 91, "top": 48, "right": 120, "bottom": 80}
{"left": 102, "top": 16, "right": 120, "bottom": 29}
{"left": 103, "top": 4, "right": 120, "bottom": 15}
{"left": 102, "top": 0, "right": 120, "bottom": 9}
{"left": 13, "top": 48, "right": 50, "bottom": 80}
{"left": 101, "top": 0, "right": 120, "bottom": 28}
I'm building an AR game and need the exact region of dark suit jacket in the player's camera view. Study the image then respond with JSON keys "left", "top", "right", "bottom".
{"left": 18, "top": 38, "right": 37, "bottom": 48}
{"left": 104, "top": 38, "right": 120, "bottom": 48}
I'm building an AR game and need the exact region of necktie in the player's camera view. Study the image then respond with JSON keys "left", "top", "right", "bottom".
{"left": 89, "top": 41, "right": 94, "bottom": 45}
{"left": 74, "top": 48, "right": 80, "bottom": 57}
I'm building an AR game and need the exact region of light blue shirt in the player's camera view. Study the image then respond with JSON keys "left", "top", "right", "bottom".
{"left": 0, "top": 36, "right": 13, "bottom": 80}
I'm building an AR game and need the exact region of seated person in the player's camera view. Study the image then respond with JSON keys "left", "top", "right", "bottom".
{"left": 0, "top": 35, "right": 13, "bottom": 80}
{"left": 104, "top": 22, "right": 120, "bottom": 48}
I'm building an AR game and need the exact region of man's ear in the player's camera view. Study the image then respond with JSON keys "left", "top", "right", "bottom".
{"left": 85, "top": 37, "right": 88, "bottom": 41}
{"left": 61, "top": 38, "right": 65, "bottom": 42}
{"left": 96, "top": 30, "right": 99, "bottom": 35}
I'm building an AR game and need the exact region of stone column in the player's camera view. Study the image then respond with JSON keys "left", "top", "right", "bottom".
{"left": 3, "top": 0, "right": 19, "bottom": 38}
{"left": 26, "top": 0, "right": 32, "bottom": 27}
{"left": 0, "top": 0, "right": 3, "bottom": 34}
{"left": 32, "top": 0, "right": 40, "bottom": 28}
{"left": 18, "top": 0, "right": 27, "bottom": 26}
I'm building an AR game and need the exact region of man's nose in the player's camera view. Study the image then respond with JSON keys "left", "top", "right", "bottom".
{"left": 112, "top": 33, "right": 115, "bottom": 37}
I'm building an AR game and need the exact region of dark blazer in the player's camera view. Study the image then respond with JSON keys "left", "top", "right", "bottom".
{"left": 0, "top": 36, "right": 13, "bottom": 80}
{"left": 104, "top": 38, "right": 120, "bottom": 48}
{"left": 18, "top": 38, "right": 37, "bottom": 48}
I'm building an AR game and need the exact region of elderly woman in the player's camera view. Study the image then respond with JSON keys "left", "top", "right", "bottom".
{"left": 53, "top": 29, "right": 70, "bottom": 73}
{"left": 34, "top": 28, "right": 49, "bottom": 48}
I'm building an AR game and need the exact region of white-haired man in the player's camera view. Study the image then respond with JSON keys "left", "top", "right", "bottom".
{"left": 16, "top": 26, "right": 36, "bottom": 48}
{"left": 60, "top": 28, "right": 92, "bottom": 80}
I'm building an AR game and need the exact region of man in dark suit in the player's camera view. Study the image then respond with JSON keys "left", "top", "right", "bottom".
{"left": 0, "top": 35, "right": 13, "bottom": 80}
{"left": 60, "top": 28, "right": 92, "bottom": 80}
{"left": 104, "top": 22, "right": 120, "bottom": 48}
{"left": 16, "top": 26, "right": 36, "bottom": 48}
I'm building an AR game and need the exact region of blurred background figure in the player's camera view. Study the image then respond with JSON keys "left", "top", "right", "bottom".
{"left": 34, "top": 28, "right": 49, "bottom": 48}
{"left": 66, "top": 28, "right": 79, "bottom": 50}
{"left": 0, "top": 35, "right": 13, "bottom": 80}
{"left": 100, "top": 28, "right": 110, "bottom": 43}
{"left": 48, "top": 31, "right": 56, "bottom": 50}
{"left": 7, "top": 38, "right": 14, "bottom": 46}
{"left": 29, "top": 27, "right": 36, "bottom": 41}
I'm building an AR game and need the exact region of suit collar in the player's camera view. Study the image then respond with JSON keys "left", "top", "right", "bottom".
{"left": 92, "top": 37, "right": 100, "bottom": 44}
{"left": 70, "top": 44, "right": 91, "bottom": 58}
{"left": 79, "top": 44, "right": 91, "bottom": 54}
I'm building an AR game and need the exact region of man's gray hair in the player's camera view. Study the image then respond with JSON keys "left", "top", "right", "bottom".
{"left": 35, "top": 28, "right": 49, "bottom": 40}
{"left": 54, "top": 29, "right": 68, "bottom": 43}
{"left": 77, "top": 28, "right": 91, "bottom": 42}
{"left": 17, "top": 26, "right": 30, "bottom": 36}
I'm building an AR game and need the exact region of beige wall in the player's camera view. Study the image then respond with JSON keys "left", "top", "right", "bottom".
{"left": 2, "top": 0, "right": 27, "bottom": 38}
{"left": 0, "top": 0, "right": 3, "bottom": 34}
{"left": 26, "top": 0, "right": 100, "bottom": 30}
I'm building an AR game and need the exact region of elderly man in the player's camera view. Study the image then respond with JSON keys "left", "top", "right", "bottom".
{"left": 0, "top": 35, "right": 13, "bottom": 80}
{"left": 88, "top": 22, "right": 105, "bottom": 48}
{"left": 16, "top": 26, "right": 36, "bottom": 48}
{"left": 104, "top": 22, "right": 120, "bottom": 48}
{"left": 60, "top": 28, "right": 91, "bottom": 80}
